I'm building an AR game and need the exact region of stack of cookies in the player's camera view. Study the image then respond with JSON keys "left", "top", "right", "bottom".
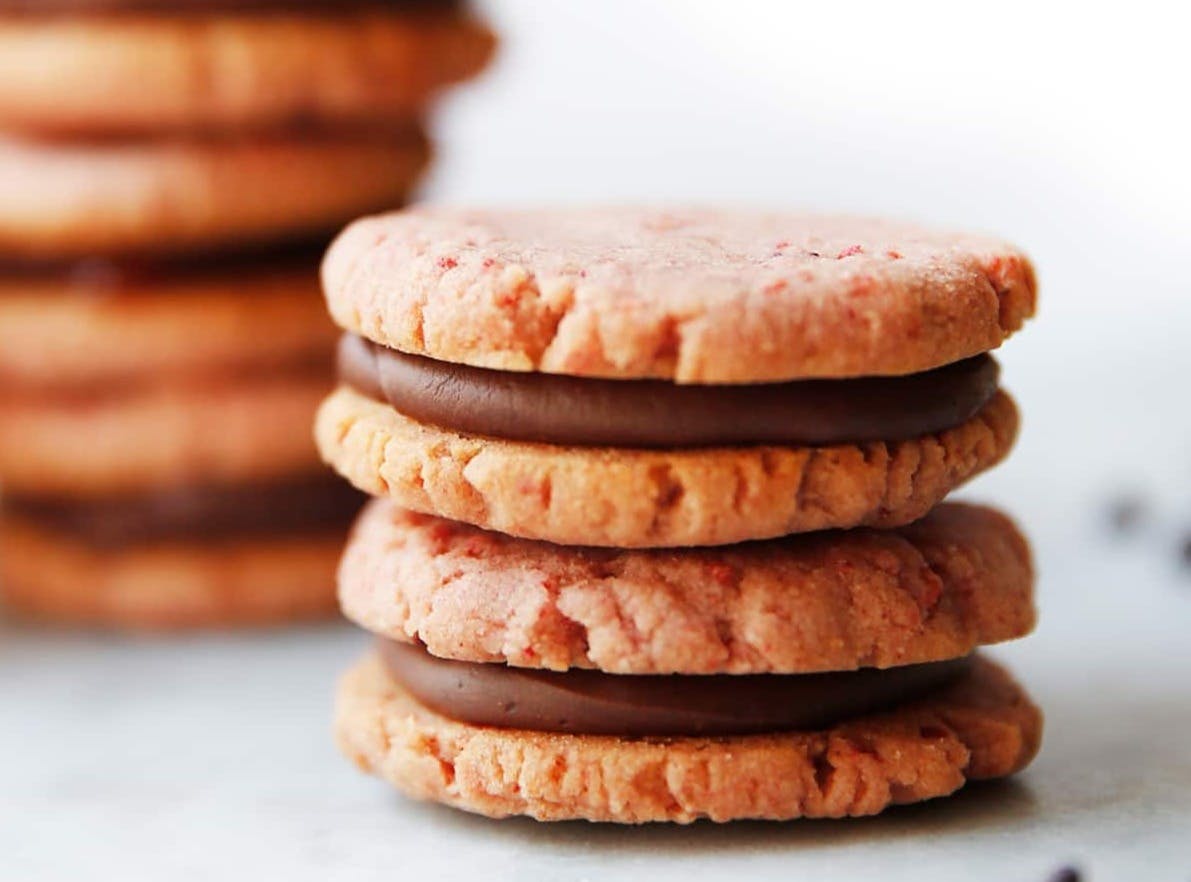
{"left": 317, "top": 208, "right": 1043, "bottom": 823}
{"left": 0, "top": 2, "right": 493, "bottom": 627}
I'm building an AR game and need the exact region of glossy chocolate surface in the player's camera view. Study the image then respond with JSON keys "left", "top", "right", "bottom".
{"left": 380, "top": 639, "right": 974, "bottom": 736}
{"left": 340, "top": 334, "right": 999, "bottom": 448}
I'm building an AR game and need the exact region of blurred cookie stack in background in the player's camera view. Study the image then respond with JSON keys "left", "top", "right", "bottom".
{"left": 0, "top": 1, "right": 494, "bottom": 627}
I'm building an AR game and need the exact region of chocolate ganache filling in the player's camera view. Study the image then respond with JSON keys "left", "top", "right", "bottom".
{"left": 0, "top": 243, "right": 325, "bottom": 287}
{"left": 339, "top": 334, "right": 999, "bottom": 448}
{"left": 379, "top": 639, "right": 974, "bottom": 737}
{"left": 5, "top": 475, "right": 363, "bottom": 547}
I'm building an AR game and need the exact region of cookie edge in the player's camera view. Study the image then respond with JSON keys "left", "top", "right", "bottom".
{"left": 316, "top": 386, "right": 1020, "bottom": 547}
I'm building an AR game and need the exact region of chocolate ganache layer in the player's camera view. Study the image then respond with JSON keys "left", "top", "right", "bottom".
{"left": 339, "top": 334, "right": 1000, "bottom": 448}
{"left": 0, "top": 243, "right": 325, "bottom": 288}
{"left": 5, "top": 474, "right": 363, "bottom": 547}
{"left": 379, "top": 639, "right": 975, "bottom": 736}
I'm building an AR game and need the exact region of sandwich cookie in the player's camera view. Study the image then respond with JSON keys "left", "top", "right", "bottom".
{"left": 339, "top": 653, "right": 1039, "bottom": 823}
{"left": 0, "top": 475, "right": 361, "bottom": 627}
{"left": 0, "top": 255, "right": 337, "bottom": 496}
{"left": 0, "top": 131, "right": 430, "bottom": 260}
{"left": 333, "top": 501, "right": 1041, "bottom": 822}
{"left": 0, "top": 3, "right": 495, "bottom": 136}
{"left": 0, "top": 254, "right": 364, "bottom": 626}
{"left": 317, "top": 208, "right": 1037, "bottom": 547}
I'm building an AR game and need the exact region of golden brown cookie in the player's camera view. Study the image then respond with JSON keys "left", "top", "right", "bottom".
{"left": 0, "top": 9, "right": 495, "bottom": 136}
{"left": 316, "top": 385, "right": 1019, "bottom": 547}
{"left": 0, "top": 510, "right": 344, "bottom": 628}
{"left": 0, "top": 256, "right": 335, "bottom": 390}
{"left": 336, "top": 653, "right": 1042, "bottom": 823}
{"left": 322, "top": 207, "right": 1036, "bottom": 383}
{"left": 339, "top": 499, "right": 1034, "bottom": 674}
{"left": 0, "top": 370, "right": 330, "bottom": 497}
{"left": 0, "top": 132, "right": 429, "bottom": 260}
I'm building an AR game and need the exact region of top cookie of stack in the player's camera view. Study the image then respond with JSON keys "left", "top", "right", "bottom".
{"left": 318, "top": 207, "right": 1036, "bottom": 548}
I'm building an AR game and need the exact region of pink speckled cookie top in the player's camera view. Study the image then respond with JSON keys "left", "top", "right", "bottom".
{"left": 323, "top": 207, "right": 1036, "bottom": 382}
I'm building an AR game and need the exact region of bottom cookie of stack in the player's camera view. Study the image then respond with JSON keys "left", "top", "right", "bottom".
{"left": 339, "top": 650, "right": 1039, "bottom": 824}
{"left": 332, "top": 499, "right": 1042, "bottom": 824}
{"left": 0, "top": 476, "right": 361, "bottom": 629}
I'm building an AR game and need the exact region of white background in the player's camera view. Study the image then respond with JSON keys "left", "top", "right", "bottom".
{"left": 3, "top": 2, "right": 1190, "bottom": 879}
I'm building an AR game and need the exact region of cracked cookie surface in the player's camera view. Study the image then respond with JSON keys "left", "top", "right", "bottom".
{"left": 316, "top": 387, "right": 1019, "bottom": 547}
{"left": 340, "top": 500, "right": 1034, "bottom": 674}
{"left": 335, "top": 653, "right": 1042, "bottom": 823}
{"left": 323, "top": 207, "right": 1036, "bottom": 383}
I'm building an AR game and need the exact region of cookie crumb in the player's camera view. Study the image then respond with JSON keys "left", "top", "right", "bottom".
{"left": 1106, "top": 493, "right": 1146, "bottom": 533}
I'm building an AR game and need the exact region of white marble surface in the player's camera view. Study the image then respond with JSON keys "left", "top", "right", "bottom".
{"left": 3, "top": 541, "right": 1190, "bottom": 882}
{"left": 4, "top": 1, "right": 1191, "bottom": 878}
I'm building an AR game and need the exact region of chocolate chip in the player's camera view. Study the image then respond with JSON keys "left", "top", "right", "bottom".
{"left": 1047, "top": 866, "right": 1082, "bottom": 882}
{"left": 1180, "top": 532, "right": 1191, "bottom": 569}
{"left": 1106, "top": 493, "right": 1146, "bottom": 533}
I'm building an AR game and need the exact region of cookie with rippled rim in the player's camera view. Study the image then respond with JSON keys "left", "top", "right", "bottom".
{"left": 0, "top": 4, "right": 495, "bottom": 136}
{"left": 317, "top": 382, "right": 1017, "bottom": 547}
{"left": 0, "top": 132, "right": 429, "bottom": 260}
{"left": 340, "top": 499, "right": 1035, "bottom": 674}
{"left": 336, "top": 652, "right": 1041, "bottom": 823}
{"left": 317, "top": 208, "right": 1032, "bottom": 545}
